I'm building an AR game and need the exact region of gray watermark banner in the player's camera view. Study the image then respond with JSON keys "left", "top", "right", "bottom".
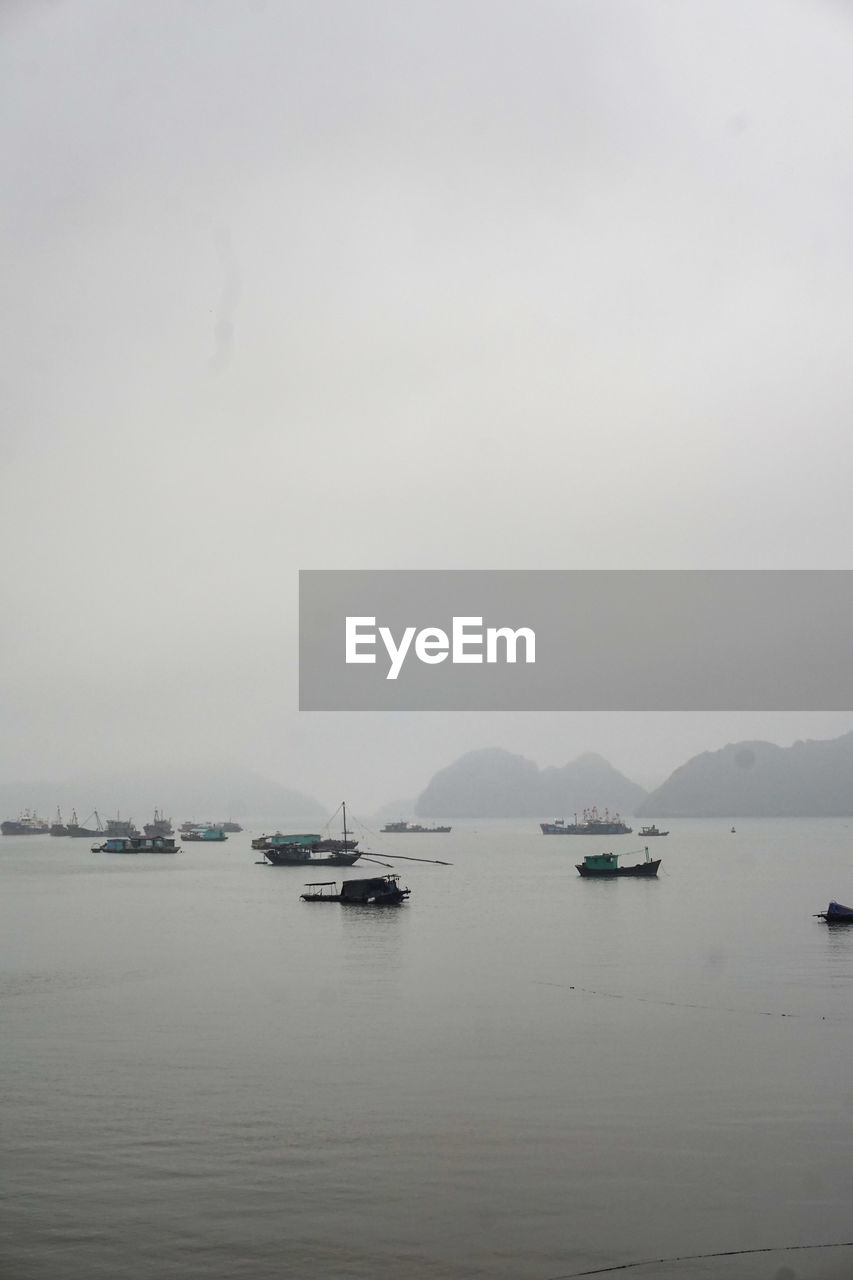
{"left": 299, "top": 570, "right": 853, "bottom": 711}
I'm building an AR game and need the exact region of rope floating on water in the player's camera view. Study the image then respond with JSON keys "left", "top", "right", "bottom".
{"left": 546, "top": 1240, "right": 853, "bottom": 1278}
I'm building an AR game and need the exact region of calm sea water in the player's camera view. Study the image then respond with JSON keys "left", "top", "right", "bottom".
{"left": 2, "top": 819, "right": 853, "bottom": 1280}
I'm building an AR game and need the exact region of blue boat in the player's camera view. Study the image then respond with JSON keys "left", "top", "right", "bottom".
{"left": 181, "top": 826, "right": 227, "bottom": 842}
{"left": 93, "top": 835, "right": 179, "bottom": 854}
{"left": 816, "top": 901, "right": 853, "bottom": 923}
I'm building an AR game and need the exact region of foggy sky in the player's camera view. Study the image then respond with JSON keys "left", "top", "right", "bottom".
{"left": 3, "top": 1, "right": 853, "bottom": 812}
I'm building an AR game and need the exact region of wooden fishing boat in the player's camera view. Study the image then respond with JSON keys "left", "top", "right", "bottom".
{"left": 258, "top": 801, "right": 361, "bottom": 865}
{"left": 576, "top": 846, "right": 660, "bottom": 878}
{"left": 301, "top": 874, "right": 410, "bottom": 904}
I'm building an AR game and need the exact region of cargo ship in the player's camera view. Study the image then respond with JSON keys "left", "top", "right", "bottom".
{"left": 1, "top": 810, "right": 49, "bottom": 835}
{"left": 105, "top": 814, "right": 139, "bottom": 837}
{"left": 66, "top": 810, "right": 105, "bottom": 838}
{"left": 381, "top": 821, "right": 451, "bottom": 834}
{"left": 50, "top": 808, "right": 68, "bottom": 836}
{"left": 540, "top": 807, "right": 632, "bottom": 835}
{"left": 144, "top": 810, "right": 174, "bottom": 837}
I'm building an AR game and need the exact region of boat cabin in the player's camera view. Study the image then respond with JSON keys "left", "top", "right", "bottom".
{"left": 581, "top": 851, "right": 620, "bottom": 872}
{"left": 340, "top": 875, "right": 409, "bottom": 904}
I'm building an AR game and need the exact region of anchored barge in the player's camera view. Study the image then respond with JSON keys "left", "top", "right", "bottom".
{"left": 93, "top": 835, "right": 179, "bottom": 854}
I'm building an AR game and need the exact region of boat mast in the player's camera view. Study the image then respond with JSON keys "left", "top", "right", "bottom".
{"left": 342, "top": 801, "right": 348, "bottom": 846}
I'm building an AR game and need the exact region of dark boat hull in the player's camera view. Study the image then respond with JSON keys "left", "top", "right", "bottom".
{"left": 301, "top": 888, "right": 407, "bottom": 903}
{"left": 264, "top": 849, "right": 361, "bottom": 867}
{"left": 302, "top": 875, "right": 409, "bottom": 903}
{"left": 818, "top": 901, "right": 853, "bottom": 923}
{"left": 577, "top": 860, "right": 661, "bottom": 877}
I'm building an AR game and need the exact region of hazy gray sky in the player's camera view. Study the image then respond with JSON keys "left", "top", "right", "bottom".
{"left": 3, "top": 1, "right": 853, "bottom": 810}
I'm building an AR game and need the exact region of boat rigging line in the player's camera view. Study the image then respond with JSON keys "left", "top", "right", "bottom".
{"left": 373, "top": 852, "right": 453, "bottom": 865}
{"left": 318, "top": 805, "right": 452, "bottom": 864}
{"left": 543, "top": 1239, "right": 853, "bottom": 1278}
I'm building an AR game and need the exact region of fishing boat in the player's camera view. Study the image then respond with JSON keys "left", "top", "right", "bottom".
{"left": 143, "top": 809, "right": 174, "bottom": 836}
{"left": 541, "top": 807, "right": 632, "bottom": 835}
{"left": 380, "top": 820, "right": 451, "bottom": 834}
{"left": 105, "top": 814, "right": 139, "bottom": 837}
{"left": 92, "top": 835, "right": 179, "bottom": 854}
{"left": 638, "top": 824, "right": 669, "bottom": 837}
{"left": 256, "top": 801, "right": 361, "bottom": 865}
{"left": 180, "top": 818, "right": 242, "bottom": 834}
{"left": 261, "top": 842, "right": 360, "bottom": 866}
{"left": 50, "top": 808, "right": 68, "bottom": 836}
{"left": 1, "top": 810, "right": 49, "bottom": 835}
{"left": 252, "top": 832, "right": 359, "bottom": 855}
{"left": 576, "top": 846, "right": 660, "bottom": 878}
{"left": 815, "top": 901, "right": 853, "bottom": 924}
{"left": 181, "top": 826, "right": 227, "bottom": 842}
{"left": 301, "top": 874, "right": 410, "bottom": 904}
{"left": 66, "top": 810, "right": 105, "bottom": 838}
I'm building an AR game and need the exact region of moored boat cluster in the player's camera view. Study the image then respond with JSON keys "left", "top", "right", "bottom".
{"left": 7, "top": 796, "right": 852, "bottom": 922}
{"left": 2, "top": 808, "right": 242, "bottom": 845}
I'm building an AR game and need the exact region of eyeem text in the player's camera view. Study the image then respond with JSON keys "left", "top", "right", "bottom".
{"left": 345, "top": 616, "right": 536, "bottom": 680}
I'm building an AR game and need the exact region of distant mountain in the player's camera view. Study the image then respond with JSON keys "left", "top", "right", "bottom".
{"left": 0, "top": 767, "right": 327, "bottom": 827}
{"left": 414, "top": 748, "right": 646, "bottom": 819}
{"left": 637, "top": 731, "right": 853, "bottom": 818}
